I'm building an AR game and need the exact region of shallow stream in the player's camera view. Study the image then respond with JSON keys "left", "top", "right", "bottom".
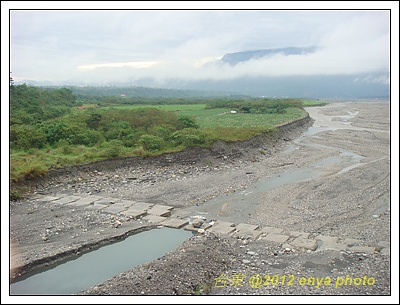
{"left": 186, "top": 106, "right": 366, "bottom": 223}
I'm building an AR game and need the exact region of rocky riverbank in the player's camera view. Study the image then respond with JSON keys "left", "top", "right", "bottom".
{"left": 10, "top": 114, "right": 312, "bottom": 280}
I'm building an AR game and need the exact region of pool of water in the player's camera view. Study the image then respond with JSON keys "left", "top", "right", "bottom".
{"left": 10, "top": 227, "right": 192, "bottom": 295}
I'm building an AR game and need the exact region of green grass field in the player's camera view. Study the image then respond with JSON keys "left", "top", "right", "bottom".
{"left": 302, "top": 100, "right": 328, "bottom": 107}
{"left": 102, "top": 104, "right": 206, "bottom": 111}
{"left": 102, "top": 104, "right": 307, "bottom": 129}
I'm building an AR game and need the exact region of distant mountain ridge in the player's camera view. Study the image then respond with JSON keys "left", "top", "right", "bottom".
{"left": 220, "top": 47, "right": 317, "bottom": 65}
{"left": 14, "top": 45, "right": 389, "bottom": 99}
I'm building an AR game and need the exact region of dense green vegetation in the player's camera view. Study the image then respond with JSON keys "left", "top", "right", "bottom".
{"left": 10, "top": 83, "right": 314, "bottom": 193}
{"left": 301, "top": 100, "right": 328, "bottom": 107}
{"left": 10, "top": 83, "right": 80, "bottom": 125}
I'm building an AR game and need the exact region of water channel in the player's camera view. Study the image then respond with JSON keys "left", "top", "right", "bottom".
{"left": 186, "top": 106, "right": 367, "bottom": 223}
{"left": 10, "top": 227, "right": 192, "bottom": 295}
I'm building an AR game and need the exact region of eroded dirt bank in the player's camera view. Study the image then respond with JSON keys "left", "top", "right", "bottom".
{"left": 9, "top": 101, "right": 391, "bottom": 296}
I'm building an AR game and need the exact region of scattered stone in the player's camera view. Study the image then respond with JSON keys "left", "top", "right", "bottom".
{"left": 113, "top": 220, "right": 122, "bottom": 228}
{"left": 191, "top": 218, "right": 204, "bottom": 228}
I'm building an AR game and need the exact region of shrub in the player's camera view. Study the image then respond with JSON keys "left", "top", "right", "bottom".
{"left": 10, "top": 125, "right": 47, "bottom": 149}
{"left": 122, "top": 133, "right": 137, "bottom": 147}
{"left": 43, "top": 122, "right": 69, "bottom": 144}
{"left": 178, "top": 115, "right": 199, "bottom": 129}
{"left": 103, "top": 139, "right": 124, "bottom": 158}
{"left": 149, "top": 125, "right": 174, "bottom": 141}
{"left": 66, "top": 128, "right": 105, "bottom": 146}
{"left": 139, "top": 134, "right": 164, "bottom": 151}
{"left": 104, "top": 120, "right": 133, "bottom": 141}
{"left": 172, "top": 128, "right": 206, "bottom": 147}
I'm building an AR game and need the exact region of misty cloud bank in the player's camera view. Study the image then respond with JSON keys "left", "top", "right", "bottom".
{"left": 10, "top": 10, "right": 390, "bottom": 97}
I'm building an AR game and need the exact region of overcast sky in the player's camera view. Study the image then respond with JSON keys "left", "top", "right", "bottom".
{"left": 8, "top": 8, "right": 391, "bottom": 85}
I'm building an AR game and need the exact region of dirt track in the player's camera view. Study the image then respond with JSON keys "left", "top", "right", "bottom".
{"left": 8, "top": 101, "right": 392, "bottom": 297}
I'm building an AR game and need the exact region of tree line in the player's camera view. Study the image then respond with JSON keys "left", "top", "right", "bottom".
{"left": 205, "top": 98, "right": 304, "bottom": 114}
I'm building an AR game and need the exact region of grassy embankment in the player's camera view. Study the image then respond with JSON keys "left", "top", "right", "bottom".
{"left": 10, "top": 89, "right": 324, "bottom": 199}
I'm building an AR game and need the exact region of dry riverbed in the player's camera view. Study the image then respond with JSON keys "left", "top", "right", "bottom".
{"left": 8, "top": 101, "right": 392, "bottom": 299}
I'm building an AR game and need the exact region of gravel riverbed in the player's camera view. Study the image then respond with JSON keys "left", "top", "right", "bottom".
{"left": 8, "top": 101, "right": 394, "bottom": 301}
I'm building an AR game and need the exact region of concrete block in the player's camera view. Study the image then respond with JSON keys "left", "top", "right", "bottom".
{"left": 101, "top": 203, "right": 130, "bottom": 214}
{"left": 290, "top": 238, "right": 318, "bottom": 251}
{"left": 85, "top": 203, "right": 107, "bottom": 210}
{"left": 162, "top": 218, "right": 189, "bottom": 229}
{"left": 35, "top": 195, "right": 62, "bottom": 202}
{"left": 318, "top": 242, "right": 347, "bottom": 252}
{"left": 95, "top": 198, "right": 120, "bottom": 205}
{"left": 290, "top": 231, "right": 310, "bottom": 238}
{"left": 130, "top": 202, "right": 155, "bottom": 211}
{"left": 314, "top": 235, "right": 348, "bottom": 252}
{"left": 233, "top": 223, "right": 262, "bottom": 239}
{"left": 142, "top": 214, "right": 167, "bottom": 224}
{"left": 236, "top": 223, "right": 259, "bottom": 231}
{"left": 52, "top": 195, "right": 81, "bottom": 205}
{"left": 261, "top": 226, "right": 284, "bottom": 234}
{"left": 147, "top": 204, "right": 174, "bottom": 217}
{"left": 121, "top": 209, "right": 147, "bottom": 219}
{"left": 380, "top": 248, "right": 390, "bottom": 255}
{"left": 207, "top": 221, "right": 236, "bottom": 235}
{"left": 377, "top": 241, "right": 390, "bottom": 249}
{"left": 347, "top": 246, "right": 376, "bottom": 254}
{"left": 342, "top": 238, "right": 363, "bottom": 247}
{"left": 261, "top": 234, "right": 289, "bottom": 243}
{"left": 67, "top": 195, "right": 103, "bottom": 207}
{"left": 315, "top": 235, "right": 339, "bottom": 243}
{"left": 184, "top": 223, "right": 212, "bottom": 232}
{"left": 118, "top": 200, "right": 137, "bottom": 207}
{"left": 171, "top": 209, "right": 193, "bottom": 219}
